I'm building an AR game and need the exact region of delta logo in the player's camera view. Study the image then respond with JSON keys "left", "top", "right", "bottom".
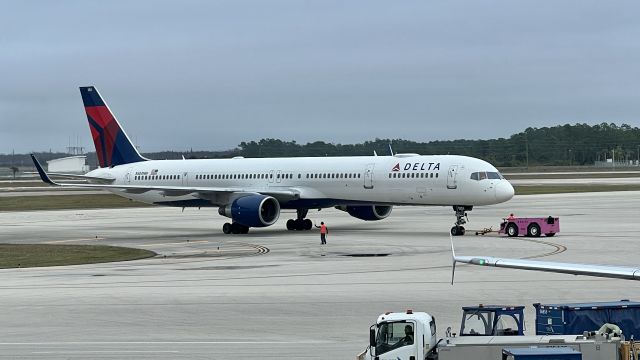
{"left": 391, "top": 162, "right": 441, "bottom": 171}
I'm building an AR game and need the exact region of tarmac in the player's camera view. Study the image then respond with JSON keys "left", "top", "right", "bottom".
{"left": 1, "top": 191, "right": 640, "bottom": 359}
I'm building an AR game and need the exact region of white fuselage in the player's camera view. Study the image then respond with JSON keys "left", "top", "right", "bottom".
{"left": 88, "top": 154, "right": 514, "bottom": 209}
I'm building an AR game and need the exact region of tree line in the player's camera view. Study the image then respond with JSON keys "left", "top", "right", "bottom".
{"left": 2, "top": 123, "right": 639, "bottom": 168}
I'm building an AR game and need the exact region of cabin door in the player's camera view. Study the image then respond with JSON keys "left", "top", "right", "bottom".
{"left": 364, "top": 163, "right": 375, "bottom": 189}
{"left": 447, "top": 165, "right": 458, "bottom": 189}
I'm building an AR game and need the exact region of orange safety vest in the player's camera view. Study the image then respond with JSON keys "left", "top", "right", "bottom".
{"left": 320, "top": 224, "right": 327, "bottom": 234}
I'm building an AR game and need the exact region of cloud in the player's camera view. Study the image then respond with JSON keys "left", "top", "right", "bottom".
{"left": 1, "top": 0, "right": 639, "bottom": 153}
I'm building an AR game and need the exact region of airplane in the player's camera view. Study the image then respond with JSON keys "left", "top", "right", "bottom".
{"left": 450, "top": 236, "right": 640, "bottom": 283}
{"left": 31, "top": 86, "right": 515, "bottom": 235}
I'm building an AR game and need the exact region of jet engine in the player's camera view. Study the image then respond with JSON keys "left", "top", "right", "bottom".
{"left": 218, "top": 194, "right": 280, "bottom": 227}
{"left": 338, "top": 205, "right": 393, "bottom": 221}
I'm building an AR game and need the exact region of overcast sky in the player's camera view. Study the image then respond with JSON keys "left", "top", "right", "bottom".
{"left": 1, "top": 1, "right": 640, "bottom": 154}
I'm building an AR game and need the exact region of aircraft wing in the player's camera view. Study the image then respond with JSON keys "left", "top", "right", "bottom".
{"left": 31, "top": 154, "right": 300, "bottom": 203}
{"left": 450, "top": 236, "right": 640, "bottom": 284}
{"left": 26, "top": 171, "right": 116, "bottom": 183}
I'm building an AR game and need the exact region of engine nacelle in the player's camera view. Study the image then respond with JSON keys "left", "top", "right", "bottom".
{"left": 218, "top": 194, "right": 280, "bottom": 227}
{"left": 340, "top": 205, "right": 393, "bottom": 221}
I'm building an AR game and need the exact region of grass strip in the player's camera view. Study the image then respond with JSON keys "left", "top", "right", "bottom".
{"left": 0, "top": 194, "right": 151, "bottom": 211}
{"left": 515, "top": 184, "right": 640, "bottom": 195}
{"left": 0, "top": 244, "right": 156, "bottom": 268}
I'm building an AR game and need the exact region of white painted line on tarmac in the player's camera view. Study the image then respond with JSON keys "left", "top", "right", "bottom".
{"left": 1, "top": 340, "right": 330, "bottom": 345}
{"left": 32, "top": 350, "right": 180, "bottom": 354}
{"left": 139, "top": 240, "right": 209, "bottom": 247}
{"left": 45, "top": 237, "right": 105, "bottom": 244}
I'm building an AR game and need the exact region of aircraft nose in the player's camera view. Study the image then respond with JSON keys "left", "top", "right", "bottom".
{"left": 495, "top": 181, "right": 515, "bottom": 202}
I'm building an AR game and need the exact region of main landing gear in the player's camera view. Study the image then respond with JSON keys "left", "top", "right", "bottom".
{"left": 451, "top": 205, "right": 472, "bottom": 236}
{"left": 222, "top": 222, "right": 249, "bottom": 234}
{"left": 286, "top": 209, "right": 313, "bottom": 231}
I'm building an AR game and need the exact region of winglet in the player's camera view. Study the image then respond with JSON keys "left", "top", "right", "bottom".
{"left": 388, "top": 143, "right": 394, "bottom": 156}
{"left": 30, "top": 154, "right": 57, "bottom": 185}
{"left": 450, "top": 233, "right": 457, "bottom": 285}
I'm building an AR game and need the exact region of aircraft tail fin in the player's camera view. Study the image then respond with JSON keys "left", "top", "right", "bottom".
{"left": 80, "top": 86, "right": 147, "bottom": 167}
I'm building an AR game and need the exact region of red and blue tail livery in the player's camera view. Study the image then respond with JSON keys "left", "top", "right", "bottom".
{"left": 80, "top": 86, "right": 146, "bottom": 167}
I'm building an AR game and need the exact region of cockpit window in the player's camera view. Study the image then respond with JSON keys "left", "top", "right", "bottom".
{"left": 375, "top": 321, "right": 415, "bottom": 356}
{"left": 471, "top": 171, "right": 503, "bottom": 180}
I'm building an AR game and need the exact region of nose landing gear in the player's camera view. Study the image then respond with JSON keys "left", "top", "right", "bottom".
{"left": 286, "top": 209, "right": 313, "bottom": 231}
{"left": 451, "top": 205, "right": 472, "bottom": 236}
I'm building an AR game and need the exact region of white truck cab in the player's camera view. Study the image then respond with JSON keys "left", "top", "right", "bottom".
{"left": 359, "top": 310, "right": 437, "bottom": 360}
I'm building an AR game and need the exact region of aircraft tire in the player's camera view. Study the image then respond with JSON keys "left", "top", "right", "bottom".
{"left": 286, "top": 219, "right": 295, "bottom": 231}
{"left": 231, "top": 223, "right": 247, "bottom": 234}
{"left": 304, "top": 219, "right": 313, "bottom": 230}
{"left": 223, "top": 223, "right": 232, "bottom": 234}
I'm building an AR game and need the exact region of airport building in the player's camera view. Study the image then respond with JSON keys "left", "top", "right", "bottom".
{"left": 46, "top": 155, "right": 89, "bottom": 173}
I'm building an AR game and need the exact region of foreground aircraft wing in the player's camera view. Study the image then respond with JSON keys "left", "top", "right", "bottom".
{"left": 31, "top": 154, "right": 299, "bottom": 203}
{"left": 450, "top": 236, "right": 640, "bottom": 284}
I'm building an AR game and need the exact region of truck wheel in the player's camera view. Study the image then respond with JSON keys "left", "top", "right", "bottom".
{"left": 527, "top": 223, "right": 541, "bottom": 237}
{"left": 545, "top": 233, "right": 556, "bottom": 237}
{"left": 506, "top": 223, "right": 518, "bottom": 237}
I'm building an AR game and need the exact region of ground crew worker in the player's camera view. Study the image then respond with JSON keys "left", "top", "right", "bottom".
{"left": 315, "top": 221, "right": 328, "bottom": 245}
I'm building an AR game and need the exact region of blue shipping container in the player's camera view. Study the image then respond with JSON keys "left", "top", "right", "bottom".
{"left": 534, "top": 300, "right": 640, "bottom": 339}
